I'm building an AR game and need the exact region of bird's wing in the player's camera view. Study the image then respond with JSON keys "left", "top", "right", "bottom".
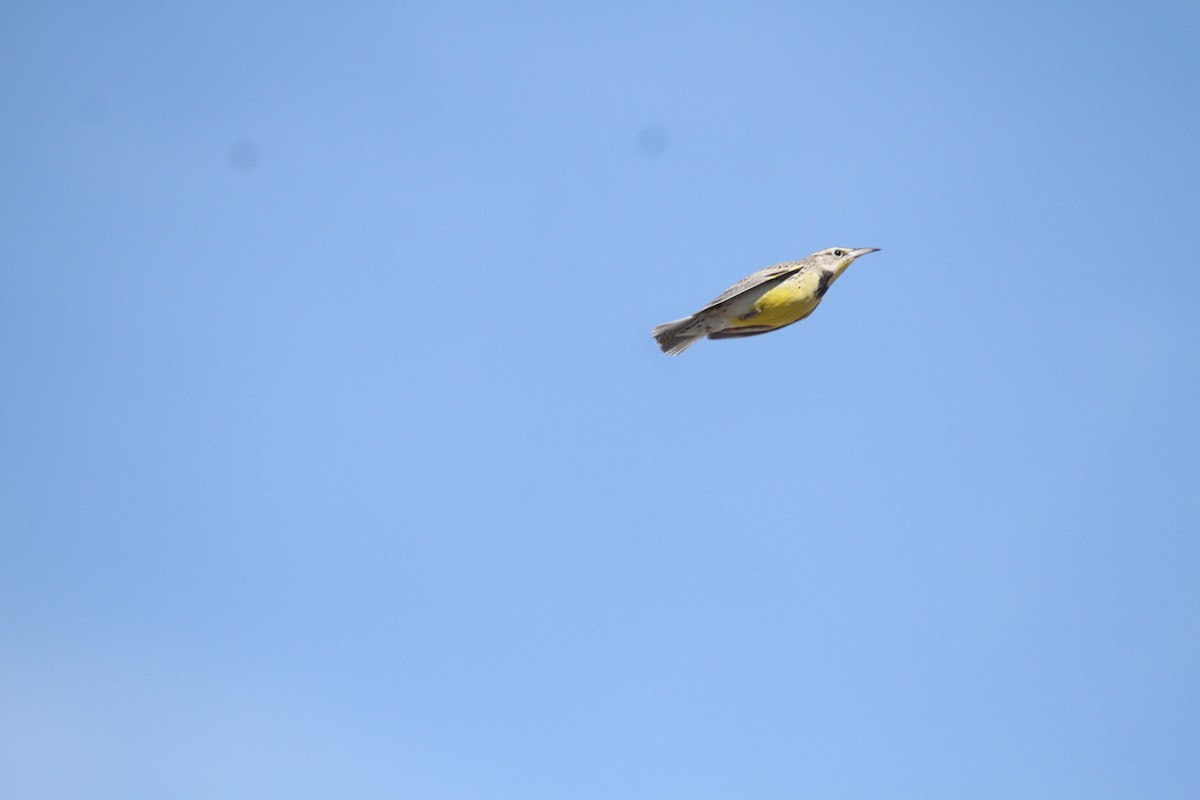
{"left": 706, "top": 316, "right": 808, "bottom": 339}
{"left": 699, "top": 260, "right": 808, "bottom": 312}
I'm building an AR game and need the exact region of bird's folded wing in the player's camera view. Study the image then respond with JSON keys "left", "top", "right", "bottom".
{"left": 707, "top": 318, "right": 803, "bottom": 339}
{"left": 700, "top": 261, "right": 805, "bottom": 311}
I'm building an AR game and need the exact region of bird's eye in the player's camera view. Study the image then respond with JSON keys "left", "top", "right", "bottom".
{"left": 833, "top": 249, "right": 845, "bottom": 257}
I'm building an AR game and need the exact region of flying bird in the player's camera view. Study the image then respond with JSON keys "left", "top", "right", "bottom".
{"left": 652, "top": 246, "right": 880, "bottom": 355}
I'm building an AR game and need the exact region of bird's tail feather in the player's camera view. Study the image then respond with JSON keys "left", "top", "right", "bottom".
{"left": 652, "top": 316, "right": 705, "bottom": 355}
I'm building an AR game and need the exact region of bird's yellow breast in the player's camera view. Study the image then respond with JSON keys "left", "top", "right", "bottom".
{"left": 730, "top": 270, "right": 824, "bottom": 329}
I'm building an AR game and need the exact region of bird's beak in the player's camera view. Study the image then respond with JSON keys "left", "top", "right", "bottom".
{"left": 850, "top": 247, "right": 880, "bottom": 259}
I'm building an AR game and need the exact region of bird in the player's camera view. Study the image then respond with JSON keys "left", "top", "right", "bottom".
{"left": 651, "top": 246, "right": 880, "bottom": 355}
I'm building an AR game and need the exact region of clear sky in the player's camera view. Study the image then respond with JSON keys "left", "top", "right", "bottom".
{"left": 3, "top": 2, "right": 1199, "bottom": 797}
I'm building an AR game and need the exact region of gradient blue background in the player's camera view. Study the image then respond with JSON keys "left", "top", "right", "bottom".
{"left": 3, "top": 2, "right": 1199, "bottom": 797}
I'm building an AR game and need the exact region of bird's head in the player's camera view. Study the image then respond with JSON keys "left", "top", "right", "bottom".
{"left": 814, "top": 246, "right": 880, "bottom": 277}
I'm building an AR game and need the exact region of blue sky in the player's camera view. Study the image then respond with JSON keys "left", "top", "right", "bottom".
{"left": 2, "top": 2, "right": 1199, "bottom": 797}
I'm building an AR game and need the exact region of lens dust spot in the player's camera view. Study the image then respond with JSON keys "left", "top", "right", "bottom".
{"left": 228, "top": 139, "right": 261, "bottom": 172}
{"left": 636, "top": 125, "right": 670, "bottom": 158}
